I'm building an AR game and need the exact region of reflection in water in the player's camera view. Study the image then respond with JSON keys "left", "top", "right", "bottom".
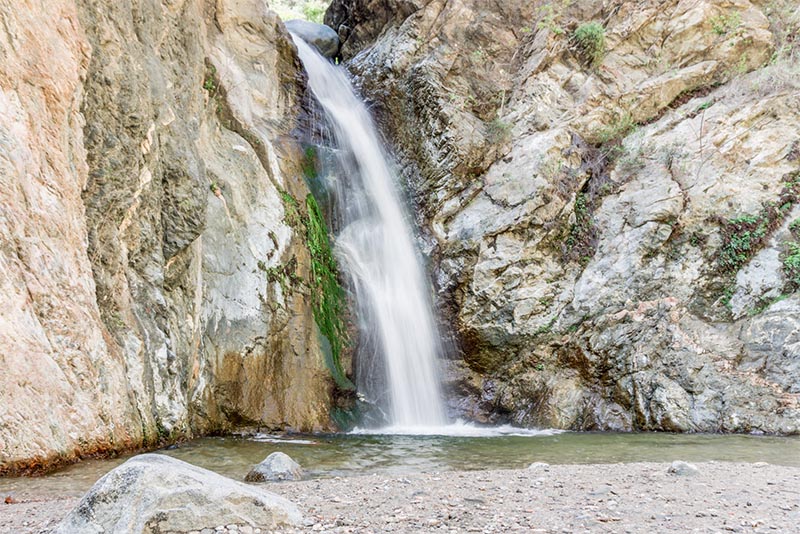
{"left": 2, "top": 432, "right": 798, "bottom": 498}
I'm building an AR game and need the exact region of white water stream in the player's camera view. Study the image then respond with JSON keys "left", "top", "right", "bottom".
{"left": 291, "top": 35, "right": 446, "bottom": 428}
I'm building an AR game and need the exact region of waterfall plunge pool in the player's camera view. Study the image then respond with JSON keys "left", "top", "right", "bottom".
{"left": 2, "top": 431, "right": 798, "bottom": 499}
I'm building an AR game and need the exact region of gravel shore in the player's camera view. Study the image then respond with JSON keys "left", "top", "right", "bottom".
{"left": 2, "top": 462, "right": 799, "bottom": 533}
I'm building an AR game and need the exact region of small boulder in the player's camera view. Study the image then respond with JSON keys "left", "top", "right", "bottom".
{"left": 528, "top": 462, "right": 550, "bottom": 470}
{"left": 53, "top": 454, "right": 301, "bottom": 534}
{"left": 667, "top": 460, "right": 700, "bottom": 476}
{"left": 245, "top": 452, "right": 303, "bottom": 482}
{"left": 285, "top": 19, "right": 339, "bottom": 58}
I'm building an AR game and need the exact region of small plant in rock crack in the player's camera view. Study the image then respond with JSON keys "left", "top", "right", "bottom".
{"left": 782, "top": 217, "right": 800, "bottom": 291}
{"left": 486, "top": 118, "right": 512, "bottom": 144}
{"left": 572, "top": 22, "right": 606, "bottom": 68}
{"left": 710, "top": 10, "right": 742, "bottom": 36}
{"left": 782, "top": 241, "right": 800, "bottom": 289}
{"left": 537, "top": 3, "right": 565, "bottom": 35}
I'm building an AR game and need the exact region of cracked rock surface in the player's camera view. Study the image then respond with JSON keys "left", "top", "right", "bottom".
{"left": 0, "top": 0, "right": 335, "bottom": 473}
{"left": 327, "top": 0, "right": 800, "bottom": 432}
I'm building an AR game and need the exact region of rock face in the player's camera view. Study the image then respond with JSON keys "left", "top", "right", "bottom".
{"left": 285, "top": 19, "right": 340, "bottom": 58}
{"left": 0, "top": 0, "right": 337, "bottom": 473}
{"left": 53, "top": 454, "right": 301, "bottom": 533}
{"left": 245, "top": 451, "right": 304, "bottom": 482}
{"left": 327, "top": 0, "right": 800, "bottom": 433}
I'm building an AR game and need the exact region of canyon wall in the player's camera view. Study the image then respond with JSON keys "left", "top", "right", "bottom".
{"left": 327, "top": 0, "right": 800, "bottom": 433}
{"left": 0, "top": 0, "right": 335, "bottom": 474}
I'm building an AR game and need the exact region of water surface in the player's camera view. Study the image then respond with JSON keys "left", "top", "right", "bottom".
{"left": 1, "top": 431, "right": 797, "bottom": 499}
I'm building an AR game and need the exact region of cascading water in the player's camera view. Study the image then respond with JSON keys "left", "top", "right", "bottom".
{"left": 291, "top": 35, "right": 447, "bottom": 428}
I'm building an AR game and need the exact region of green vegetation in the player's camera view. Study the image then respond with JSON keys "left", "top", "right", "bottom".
{"left": 537, "top": 3, "right": 565, "bottom": 35}
{"left": 597, "top": 112, "right": 636, "bottom": 146}
{"left": 203, "top": 65, "right": 217, "bottom": 94}
{"left": 718, "top": 214, "right": 769, "bottom": 272}
{"left": 272, "top": 190, "right": 353, "bottom": 389}
{"left": 563, "top": 192, "right": 596, "bottom": 265}
{"left": 572, "top": 22, "right": 606, "bottom": 68}
{"left": 486, "top": 118, "right": 512, "bottom": 144}
{"left": 280, "top": 190, "right": 301, "bottom": 226}
{"left": 533, "top": 316, "right": 557, "bottom": 336}
{"left": 471, "top": 48, "right": 487, "bottom": 62}
{"left": 258, "top": 257, "right": 301, "bottom": 298}
{"left": 302, "top": 146, "right": 319, "bottom": 180}
{"left": 718, "top": 177, "right": 800, "bottom": 273}
{"left": 710, "top": 10, "right": 742, "bottom": 36}
{"left": 783, "top": 218, "right": 800, "bottom": 290}
{"left": 305, "top": 194, "right": 353, "bottom": 390}
{"left": 695, "top": 100, "right": 714, "bottom": 112}
{"left": 714, "top": 175, "right": 800, "bottom": 312}
{"left": 782, "top": 242, "right": 800, "bottom": 286}
{"left": 271, "top": 0, "right": 330, "bottom": 23}
{"left": 748, "top": 293, "right": 790, "bottom": 316}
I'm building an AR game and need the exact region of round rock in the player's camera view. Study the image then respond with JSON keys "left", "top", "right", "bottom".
{"left": 246, "top": 452, "right": 304, "bottom": 482}
{"left": 667, "top": 460, "right": 700, "bottom": 476}
{"left": 285, "top": 20, "right": 339, "bottom": 58}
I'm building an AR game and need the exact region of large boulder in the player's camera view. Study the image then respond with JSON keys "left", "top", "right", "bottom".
{"left": 53, "top": 454, "right": 301, "bottom": 533}
{"left": 245, "top": 451, "right": 304, "bottom": 482}
{"left": 285, "top": 19, "right": 340, "bottom": 58}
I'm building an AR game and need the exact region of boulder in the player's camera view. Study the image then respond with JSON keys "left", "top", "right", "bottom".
{"left": 285, "top": 19, "right": 339, "bottom": 58}
{"left": 53, "top": 454, "right": 301, "bottom": 534}
{"left": 245, "top": 452, "right": 304, "bottom": 482}
{"left": 528, "top": 462, "right": 550, "bottom": 470}
{"left": 668, "top": 461, "right": 701, "bottom": 476}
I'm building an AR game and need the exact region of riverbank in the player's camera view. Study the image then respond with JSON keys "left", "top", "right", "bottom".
{"left": 3, "top": 462, "right": 799, "bottom": 533}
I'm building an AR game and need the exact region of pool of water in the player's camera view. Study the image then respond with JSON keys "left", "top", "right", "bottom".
{"left": 2, "top": 430, "right": 798, "bottom": 498}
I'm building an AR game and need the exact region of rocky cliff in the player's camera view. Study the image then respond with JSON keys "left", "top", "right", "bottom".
{"left": 0, "top": 0, "right": 337, "bottom": 474}
{"left": 327, "top": 0, "right": 800, "bottom": 433}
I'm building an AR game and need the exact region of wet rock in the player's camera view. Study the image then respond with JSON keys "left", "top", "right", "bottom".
{"left": 245, "top": 452, "right": 304, "bottom": 482}
{"left": 285, "top": 19, "right": 340, "bottom": 58}
{"left": 668, "top": 461, "right": 700, "bottom": 476}
{"left": 327, "top": 0, "right": 800, "bottom": 434}
{"left": 53, "top": 454, "right": 301, "bottom": 533}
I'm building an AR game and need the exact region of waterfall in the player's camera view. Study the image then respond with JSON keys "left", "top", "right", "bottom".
{"left": 291, "top": 35, "right": 446, "bottom": 429}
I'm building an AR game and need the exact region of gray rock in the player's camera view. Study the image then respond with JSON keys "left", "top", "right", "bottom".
{"left": 286, "top": 19, "right": 339, "bottom": 58}
{"left": 528, "top": 462, "right": 550, "bottom": 470}
{"left": 323, "top": 0, "right": 800, "bottom": 437}
{"left": 53, "top": 454, "right": 301, "bottom": 534}
{"left": 245, "top": 452, "right": 304, "bottom": 482}
{"left": 668, "top": 461, "right": 700, "bottom": 476}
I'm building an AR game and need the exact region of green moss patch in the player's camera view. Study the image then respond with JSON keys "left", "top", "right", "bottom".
{"left": 272, "top": 189, "right": 354, "bottom": 390}
{"left": 305, "top": 194, "right": 353, "bottom": 390}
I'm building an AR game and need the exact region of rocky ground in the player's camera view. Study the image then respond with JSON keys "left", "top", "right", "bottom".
{"left": 2, "top": 462, "right": 799, "bottom": 533}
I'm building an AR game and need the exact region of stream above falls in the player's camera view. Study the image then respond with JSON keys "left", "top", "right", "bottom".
{"left": 2, "top": 431, "right": 798, "bottom": 500}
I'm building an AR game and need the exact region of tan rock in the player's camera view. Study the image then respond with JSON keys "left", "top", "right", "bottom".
{"left": 0, "top": 0, "right": 337, "bottom": 473}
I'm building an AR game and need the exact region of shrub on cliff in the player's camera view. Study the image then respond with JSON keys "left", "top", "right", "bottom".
{"left": 573, "top": 22, "right": 606, "bottom": 68}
